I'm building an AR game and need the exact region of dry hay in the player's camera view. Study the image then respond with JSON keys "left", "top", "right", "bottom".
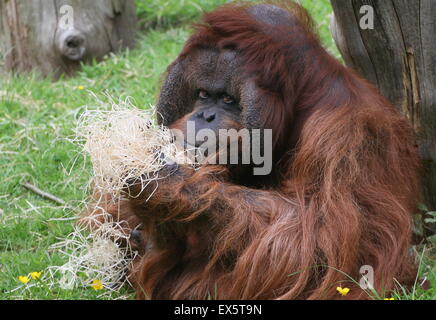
{"left": 48, "top": 211, "right": 137, "bottom": 295}
{"left": 8, "top": 204, "right": 137, "bottom": 298}
{"left": 74, "top": 96, "right": 194, "bottom": 199}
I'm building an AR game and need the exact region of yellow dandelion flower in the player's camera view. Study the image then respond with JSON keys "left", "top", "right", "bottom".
{"left": 336, "top": 286, "right": 350, "bottom": 296}
{"left": 18, "top": 276, "right": 30, "bottom": 284}
{"left": 30, "top": 271, "right": 42, "bottom": 280}
{"left": 77, "top": 85, "right": 85, "bottom": 90}
{"left": 384, "top": 297, "right": 395, "bottom": 300}
{"left": 91, "top": 279, "right": 104, "bottom": 290}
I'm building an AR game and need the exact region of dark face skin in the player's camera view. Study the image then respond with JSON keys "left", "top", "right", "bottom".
{"left": 170, "top": 48, "right": 244, "bottom": 148}
{"left": 189, "top": 88, "right": 242, "bottom": 139}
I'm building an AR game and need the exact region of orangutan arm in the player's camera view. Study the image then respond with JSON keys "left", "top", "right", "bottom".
{"left": 127, "top": 163, "right": 291, "bottom": 227}
{"left": 126, "top": 163, "right": 309, "bottom": 299}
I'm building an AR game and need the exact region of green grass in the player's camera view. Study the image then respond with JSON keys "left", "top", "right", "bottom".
{"left": 0, "top": 0, "right": 434, "bottom": 300}
{"left": 135, "top": 0, "right": 231, "bottom": 29}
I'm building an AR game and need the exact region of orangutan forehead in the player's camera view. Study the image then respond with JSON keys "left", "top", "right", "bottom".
{"left": 248, "top": 4, "right": 293, "bottom": 26}
{"left": 186, "top": 47, "right": 243, "bottom": 96}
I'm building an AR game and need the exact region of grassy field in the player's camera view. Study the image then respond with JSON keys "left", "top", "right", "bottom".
{"left": 0, "top": 0, "right": 434, "bottom": 300}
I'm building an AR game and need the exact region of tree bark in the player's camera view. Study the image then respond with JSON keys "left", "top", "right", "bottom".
{"left": 330, "top": 0, "right": 436, "bottom": 211}
{"left": 0, "top": 0, "right": 137, "bottom": 78}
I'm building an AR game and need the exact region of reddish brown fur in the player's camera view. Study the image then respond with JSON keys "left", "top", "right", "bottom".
{"left": 87, "top": 1, "right": 420, "bottom": 299}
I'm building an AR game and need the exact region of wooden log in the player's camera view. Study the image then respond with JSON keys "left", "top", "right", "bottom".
{"left": 330, "top": 0, "right": 436, "bottom": 210}
{"left": 0, "top": 0, "right": 137, "bottom": 77}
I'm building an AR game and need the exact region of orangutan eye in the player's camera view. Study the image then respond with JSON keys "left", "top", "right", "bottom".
{"left": 198, "top": 90, "right": 209, "bottom": 99}
{"left": 223, "top": 95, "right": 235, "bottom": 104}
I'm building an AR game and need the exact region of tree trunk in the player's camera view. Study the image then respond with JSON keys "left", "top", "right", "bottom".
{"left": 330, "top": 0, "right": 436, "bottom": 211}
{"left": 0, "top": 0, "right": 137, "bottom": 78}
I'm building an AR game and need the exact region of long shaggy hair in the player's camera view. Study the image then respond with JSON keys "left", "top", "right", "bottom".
{"left": 90, "top": 1, "right": 421, "bottom": 299}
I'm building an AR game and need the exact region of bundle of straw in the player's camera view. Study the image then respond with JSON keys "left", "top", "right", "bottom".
{"left": 75, "top": 97, "right": 192, "bottom": 199}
